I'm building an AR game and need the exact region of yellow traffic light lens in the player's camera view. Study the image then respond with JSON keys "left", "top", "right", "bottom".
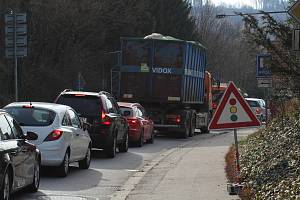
{"left": 230, "top": 106, "right": 237, "bottom": 113}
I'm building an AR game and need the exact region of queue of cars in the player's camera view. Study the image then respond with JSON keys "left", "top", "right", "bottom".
{"left": 0, "top": 89, "right": 154, "bottom": 199}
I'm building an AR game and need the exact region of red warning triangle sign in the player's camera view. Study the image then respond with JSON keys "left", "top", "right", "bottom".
{"left": 209, "top": 81, "right": 261, "bottom": 130}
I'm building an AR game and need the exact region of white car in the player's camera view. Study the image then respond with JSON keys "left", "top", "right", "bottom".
{"left": 245, "top": 98, "right": 270, "bottom": 122}
{"left": 4, "top": 102, "right": 92, "bottom": 177}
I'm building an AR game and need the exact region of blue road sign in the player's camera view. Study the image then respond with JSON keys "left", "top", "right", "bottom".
{"left": 256, "top": 54, "right": 272, "bottom": 78}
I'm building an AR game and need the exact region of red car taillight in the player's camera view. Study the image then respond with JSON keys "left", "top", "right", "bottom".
{"left": 212, "top": 102, "right": 217, "bottom": 109}
{"left": 127, "top": 119, "right": 137, "bottom": 124}
{"left": 100, "top": 111, "right": 111, "bottom": 125}
{"left": 256, "top": 108, "right": 262, "bottom": 115}
{"left": 44, "top": 130, "right": 63, "bottom": 142}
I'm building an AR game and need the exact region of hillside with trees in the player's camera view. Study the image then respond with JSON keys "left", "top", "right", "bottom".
{"left": 0, "top": 0, "right": 196, "bottom": 105}
{"left": 0, "top": 0, "right": 294, "bottom": 106}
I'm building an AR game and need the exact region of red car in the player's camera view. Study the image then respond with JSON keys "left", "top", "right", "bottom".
{"left": 118, "top": 102, "right": 154, "bottom": 147}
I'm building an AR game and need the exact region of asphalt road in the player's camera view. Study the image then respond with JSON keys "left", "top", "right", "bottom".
{"left": 13, "top": 129, "right": 256, "bottom": 200}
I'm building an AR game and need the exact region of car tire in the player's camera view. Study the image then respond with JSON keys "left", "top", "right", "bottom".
{"left": 105, "top": 135, "right": 117, "bottom": 158}
{"left": 147, "top": 129, "right": 154, "bottom": 144}
{"left": 27, "top": 159, "right": 40, "bottom": 192}
{"left": 57, "top": 151, "right": 70, "bottom": 177}
{"left": 79, "top": 146, "right": 91, "bottom": 169}
{"left": 137, "top": 130, "right": 144, "bottom": 147}
{"left": 119, "top": 130, "right": 129, "bottom": 153}
{"left": 0, "top": 169, "right": 11, "bottom": 200}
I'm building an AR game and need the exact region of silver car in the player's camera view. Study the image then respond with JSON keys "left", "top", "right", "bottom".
{"left": 245, "top": 98, "right": 270, "bottom": 122}
{"left": 4, "top": 102, "right": 92, "bottom": 177}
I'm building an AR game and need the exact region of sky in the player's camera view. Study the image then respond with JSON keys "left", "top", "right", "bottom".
{"left": 211, "top": 0, "right": 254, "bottom": 8}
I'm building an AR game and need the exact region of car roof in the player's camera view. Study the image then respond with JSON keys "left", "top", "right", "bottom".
{"left": 60, "top": 91, "right": 100, "bottom": 97}
{"left": 59, "top": 90, "right": 112, "bottom": 97}
{"left": 4, "top": 102, "right": 71, "bottom": 113}
{"left": 117, "top": 102, "right": 141, "bottom": 108}
{"left": 245, "top": 98, "right": 264, "bottom": 101}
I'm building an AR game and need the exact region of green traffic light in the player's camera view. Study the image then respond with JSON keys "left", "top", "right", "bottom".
{"left": 231, "top": 115, "right": 238, "bottom": 121}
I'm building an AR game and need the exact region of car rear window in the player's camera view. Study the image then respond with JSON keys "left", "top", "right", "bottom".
{"left": 56, "top": 94, "right": 101, "bottom": 116}
{"left": 119, "top": 107, "right": 133, "bottom": 117}
{"left": 5, "top": 107, "right": 56, "bottom": 126}
{"left": 246, "top": 100, "right": 260, "bottom": 107}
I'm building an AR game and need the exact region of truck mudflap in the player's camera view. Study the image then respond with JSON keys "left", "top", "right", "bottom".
{"left": 196, "top": 113, "right": 209, "bottom": 129}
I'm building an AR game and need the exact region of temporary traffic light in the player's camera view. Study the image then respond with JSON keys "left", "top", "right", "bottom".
{"left": 229, "top": 98, "right": 238, "bottom": 122}
{"left": 209, "top": 82, "right": 261, "bottom": 130}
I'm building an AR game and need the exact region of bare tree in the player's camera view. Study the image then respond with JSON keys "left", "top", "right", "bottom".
{"left": 192, "top": 3, "right": 260, "bottom": 96}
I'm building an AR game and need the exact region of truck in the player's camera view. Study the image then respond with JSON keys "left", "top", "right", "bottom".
{"left": 212, "top": 83, "right": 228, "bottom": 113}
{"left": 111, "top": 33, "right": 213, "bottom": 138}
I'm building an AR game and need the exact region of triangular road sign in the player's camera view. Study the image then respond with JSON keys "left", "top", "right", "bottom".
{"left": 288, "top": 0, "right": 300, "bottom": 24}
{"left": 209, "top": 81, "right": 261, "bottom": 130}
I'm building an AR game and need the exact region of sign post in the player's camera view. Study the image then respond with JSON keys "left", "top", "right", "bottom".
{"left": 209, "top": 82, "right": 261, "bottom": 195}
{"left": 5, "top": 12, "right": 27, "bottom": 101}
{"left": 233, "top": 129, "right": 240, "bottom": 183}
{"left": 256, "top": 54, "right": 272, "bottom": 125}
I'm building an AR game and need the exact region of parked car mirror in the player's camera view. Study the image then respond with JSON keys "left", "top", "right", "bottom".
{"left": 79, "top": 116, "right": 87, "bottom": 123}
{"left": 26, "top": 131, "right": 38, "bottom": 140}
{"left": 82, "top": 122, "right": 90, "bottom": 131}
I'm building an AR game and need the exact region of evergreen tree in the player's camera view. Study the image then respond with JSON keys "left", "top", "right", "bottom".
{"left": 148, "top": 0, "right": 197, "bottom": 40}
{"left": 0, "top": 0, "right": 197, "bottom": 104}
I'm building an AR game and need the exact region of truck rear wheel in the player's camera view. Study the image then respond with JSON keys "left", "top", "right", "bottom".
{"left": 180, "top": 122, "right": 190, "bottom": 139}
{"left": 201, "top": 127, "right": 210, "bottom": 134}
{"left": 189, "top": 114, "right": 196, "bottom": 137}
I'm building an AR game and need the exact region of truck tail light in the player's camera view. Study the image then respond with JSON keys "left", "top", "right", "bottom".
{"left": 166, "top": 114, "right": 181, "bottom": 124}
{"left": 44, "top": 130, "right": 63, "bottom": 141}
{"left": 176, "top": 116, "right": 181, "bottom": 123}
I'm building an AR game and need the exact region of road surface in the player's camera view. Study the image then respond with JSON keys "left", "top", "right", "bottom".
{"left": 14, "top": 128, "right": 257, "bottom": 200}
